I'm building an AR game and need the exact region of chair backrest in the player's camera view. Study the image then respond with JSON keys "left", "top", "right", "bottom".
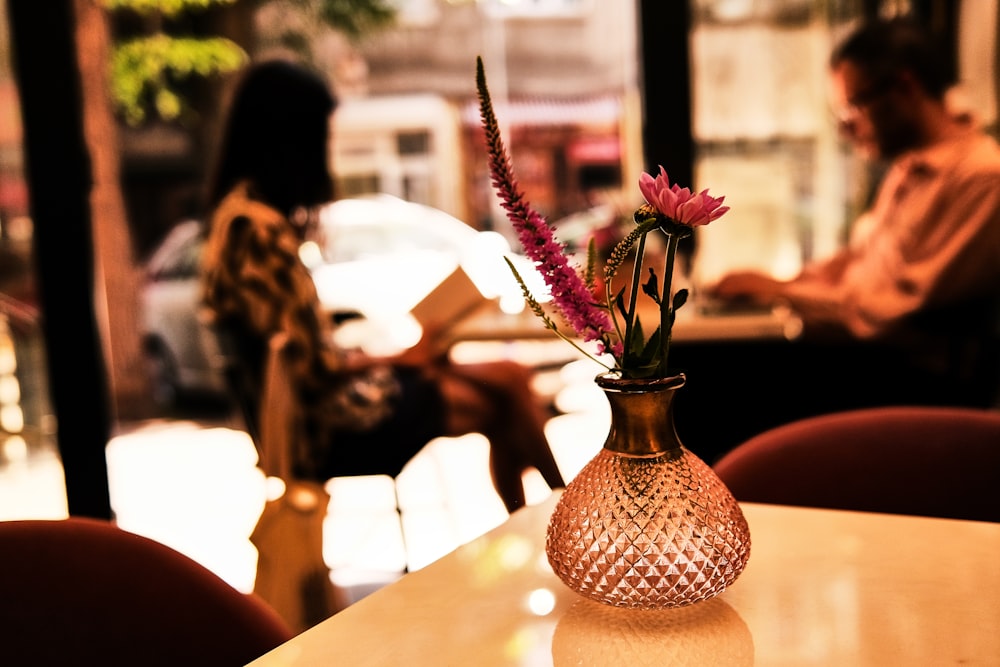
{"left": 0, "top": 517, "right": 294, "bottom": 666}
{"left": 712, "top": 406, "right": 1000, "bottom": 522}
{"left": 223, "top": 331, "right": 347, "bottom": 631}
{"left": 208, "top": 316, "right": 268, "bottom": 446}
{"left": 257, "top": 331, "right": 304, "bottom": 481}
{"left": 208, "top": 317, "right": 304, "bottom": 480}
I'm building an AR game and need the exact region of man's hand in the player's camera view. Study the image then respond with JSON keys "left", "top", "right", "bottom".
{"left": 705, "top": 271, "right": 785, "bottom": 305}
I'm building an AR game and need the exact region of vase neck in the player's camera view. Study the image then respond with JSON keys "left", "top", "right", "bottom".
{"left": 597, "top": 375, "right": 684, "bottom": 457}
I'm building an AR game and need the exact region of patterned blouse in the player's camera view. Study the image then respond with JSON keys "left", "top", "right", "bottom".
{"left": 200, "top": 182, "right": 400, "bottom": 473}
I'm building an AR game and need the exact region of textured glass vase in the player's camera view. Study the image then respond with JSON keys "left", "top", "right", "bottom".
{"left": 545, "top": 373, "right": 751, "bottom": 608}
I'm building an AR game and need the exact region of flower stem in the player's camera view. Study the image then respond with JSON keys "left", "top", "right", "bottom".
{"left": 658, "top": 232, "right": 679, "bottom": 377}
{"left": 622, "top": 232, "right": 647, "bottom": 362}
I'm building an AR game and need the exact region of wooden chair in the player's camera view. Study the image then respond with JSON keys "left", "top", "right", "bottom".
{"left": 212, "top": 324, "right": 349, "bottom": 631}
{"left": 252, "top": 332, "right": 350, "bottom": 630}
{"left": 0, "top": 517, "right": 293, "bottom": 667}
{"left": 712, "top": 405, "right": 1000, "bottom": 522}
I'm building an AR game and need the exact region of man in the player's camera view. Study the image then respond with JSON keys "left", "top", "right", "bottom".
{"left": 674, "top": 18, "right": 1000, "bottom": 462}
{"left": 710, "top": 18, "right": 1000, "bottom": 345}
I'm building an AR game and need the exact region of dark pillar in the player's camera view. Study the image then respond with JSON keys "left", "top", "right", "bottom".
{"left": 637, "top": 0, "right": 695, "bottom": 261}
{"left": 7, "top": 0, "right": 113, "bottom": 518}
{"left": 637, "top": 0, "right": 694, "bottom": 189}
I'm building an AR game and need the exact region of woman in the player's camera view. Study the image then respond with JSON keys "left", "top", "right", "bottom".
{"left": 200, "top": 59, "right": 564, "bottom": 512}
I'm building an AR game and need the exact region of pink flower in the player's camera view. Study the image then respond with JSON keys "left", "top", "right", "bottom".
{"left": 639, "top": 166, "right": 729, "bottom": 227}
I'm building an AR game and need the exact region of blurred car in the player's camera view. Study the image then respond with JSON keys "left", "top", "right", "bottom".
{"left": 140, "top": 194, "right": 545, "bottom": 407}
{"left": 141, "top": 218, "right": 224, "bottom": 407}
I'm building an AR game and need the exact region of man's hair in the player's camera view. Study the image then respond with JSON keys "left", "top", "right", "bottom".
{"left": 830, "top": 17, "right": 955, "bottom": 100}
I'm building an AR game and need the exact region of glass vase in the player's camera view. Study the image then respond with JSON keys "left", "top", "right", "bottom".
{"left": 545, "top": 373, "right": 751, "bottom": 608}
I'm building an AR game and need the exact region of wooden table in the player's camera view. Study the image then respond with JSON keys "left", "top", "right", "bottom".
{"left": 448, "top": 301, "right": 802, "bottom": 344}
{"left": 248, "top": 493, "right": 1000, "bottom": 666}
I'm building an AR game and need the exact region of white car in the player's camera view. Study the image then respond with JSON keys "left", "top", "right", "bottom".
{"left": 141, "top": 218, "right": 225, "bottom": 406}
{"left": 140, "top": 195, "right": 544, "bottom": 407}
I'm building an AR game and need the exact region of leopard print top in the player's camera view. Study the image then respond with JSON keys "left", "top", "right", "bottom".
{"left": 200, "top": 182, "right": 399, "bottom": 475}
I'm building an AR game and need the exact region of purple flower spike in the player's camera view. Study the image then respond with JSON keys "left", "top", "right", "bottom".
{"left": 477, "top": 58, "right": 614, "bottom": 350}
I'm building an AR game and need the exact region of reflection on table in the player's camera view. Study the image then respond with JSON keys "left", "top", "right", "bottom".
{"left": 249, "top": 493, "right": 1000, "bottom": 666}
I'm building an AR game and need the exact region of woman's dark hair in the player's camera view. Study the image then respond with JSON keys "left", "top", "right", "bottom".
{"left": 208, "top": 59, "right": 338, "bottom": 215}
{"left": 830, "top": 17, "right": 955, "bottom": 100}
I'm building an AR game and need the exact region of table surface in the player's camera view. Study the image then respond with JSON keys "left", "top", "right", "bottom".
{"left": 450, "top": 301, "right": 802, "bottom": 343}
{"left": 249, "top": 493, "right": 1000, "bottom": 666}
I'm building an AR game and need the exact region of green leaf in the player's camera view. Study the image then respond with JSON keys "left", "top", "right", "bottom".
{"left": 673, "top": 288, "right": 688, "bottom": 311}
{"left": 639, "top": 325, "right": 661, "bottom": 363}
{"left": 621, "top": 315, "right": 650, "bottom": 367}
{"left": 619, "top": 329, "right": 662, "bottom": 378}
{"left": 613, "top": 285, "right": 628, "bottom": 320}
{"left": 641, "top": 267, "right": 660, "bottom": 304}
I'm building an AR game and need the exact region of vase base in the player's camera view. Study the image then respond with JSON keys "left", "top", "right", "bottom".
{"left": 546, "top": 447, "right": 751, "bottom": 609}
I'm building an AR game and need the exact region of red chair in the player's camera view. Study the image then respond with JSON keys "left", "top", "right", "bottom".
{"left": 0, "top": 517, "right": 294, "bottom": 666}
{"left": 713, "top": 406, "right": 1000, "bottom": 522}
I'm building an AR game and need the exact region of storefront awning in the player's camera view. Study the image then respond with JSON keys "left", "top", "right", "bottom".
{"left": 461, "top": 95, "right": 621, "bottom": 127}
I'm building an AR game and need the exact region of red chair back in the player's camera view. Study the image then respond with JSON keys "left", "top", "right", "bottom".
{"left": 0, "top": 517, "right": 293, "bottom": 666}
{"left": 713, "top": 406, "right": 1000, "bottom": 522}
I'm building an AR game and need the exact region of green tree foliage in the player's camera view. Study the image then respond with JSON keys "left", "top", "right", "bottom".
{"left": 252, "top": 0, "right": 397, "bottom": 65}
{"left": 110, "top": 34, "right": 247, "bottom": 125}
{"left": 289, "top": 0, "right": 396, "bottom": 40}
{"left": 103, "top": 0, "right": 246, "bottom": 126}
{"left": 104, "top": 0, "right": 397, "bottom": 126}
{"left": 103, "top": 0, "right": 237, "bottom": 16}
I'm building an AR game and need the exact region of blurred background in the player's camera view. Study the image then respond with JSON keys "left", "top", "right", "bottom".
{"left": 0, "top": 0, "right": 996, "bottom": 607}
